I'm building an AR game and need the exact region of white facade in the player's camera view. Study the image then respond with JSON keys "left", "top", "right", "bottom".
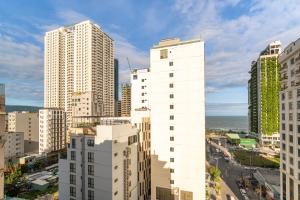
{"left": 279, "top": 37, "right": 300, "bottom": 200}
{"left": 39, "top": 109, "right": 66, "bottom": 154}
{"left": 59, "top": 121, "right": 138, "bottom": 200}
{"left": 0, "top": 132, "right": 24, "bottom": 159}
{"left": 131, "top": 68, "right": 151, "bottom": 111}
{"left": 8, "top": 112, "right": 39, "bottom": 153}
{"left": 150, "top": 38, "right": 205, "bottom": 199}
{"left": 44, "top": 20, "right": 115, "bottom": 125}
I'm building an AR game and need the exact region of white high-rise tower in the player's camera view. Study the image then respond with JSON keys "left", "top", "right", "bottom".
{"left": 44, "top": 20, "right": 115, "bottom": 125}
{"left": 150, "top": 38, "right": 205, "bottom": 199}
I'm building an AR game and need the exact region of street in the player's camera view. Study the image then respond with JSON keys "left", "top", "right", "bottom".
{"left": 206, "top": 141, "right": 254, "bottom": 200}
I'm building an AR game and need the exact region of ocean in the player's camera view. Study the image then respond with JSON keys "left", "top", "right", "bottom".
{"left": 205, "top": 116, "right": 248, "bottom": 131}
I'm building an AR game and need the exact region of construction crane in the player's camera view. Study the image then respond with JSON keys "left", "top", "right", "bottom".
{"left": 126, "top": 57, "right": 133, "bottom": 73}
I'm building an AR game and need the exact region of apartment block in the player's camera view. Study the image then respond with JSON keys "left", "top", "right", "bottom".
{"left": 8, "top": 112, "right": 39, "bottom": 153}
{"left": 279, "top": 38, "right": 300, "bottom": 200}
{"left": 131, "top": 68, "right": 151, "bottom": 111}
{"left": 0, "top": 84, "right": 5, "bottom": 133}
{"left": 150, "top": 38, "right": 205, "bottom": 199}
{"left": 59, "top": 120, "right": 138, "bottom": 200}
{"left": 0, "top": 132, "right": 24, "bottom": 159}
{"left": 131, "top": 108, "right": 151, "bottom": 200}
{"left": 121, "top": 84, "right": 131, "bottom": 117}
{"left": 39, "top": 109, "right": 66, "bottom": 154}
{"left": 44, "top": 20, "right": 115, "bottom": 126}
{"left": 248, "top": 41, "right": 282, "bottom": 145}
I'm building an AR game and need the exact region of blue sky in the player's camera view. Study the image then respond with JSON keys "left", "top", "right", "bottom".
{"left": 0, "top": 0, "right": 300, "bottom": 116}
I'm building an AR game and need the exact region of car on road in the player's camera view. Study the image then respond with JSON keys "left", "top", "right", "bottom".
{"left": 226, "top": 194, "right": 236, "bottom": 200}
{"left": 240, "top": 188, "right": 246, "bottom": 195}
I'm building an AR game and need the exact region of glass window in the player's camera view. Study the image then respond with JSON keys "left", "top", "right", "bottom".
{"left": 71, "top": 151, "right": 76, "bottom": 161}
{"left": 70, "top": 174, "right": 76, "bottom": 185}
{"left": 169, "top": 61, "right": 173, "bottom": 66}
{"left": 70, "top": 186, "right": 76, "bottom": 197}
{"left": 169, "top": 73, "right": 174, "bottom": 78}
{"left": 71, "top": 138, "right": 76, "bottom": 148}
{"left": 70, "top": 163, "right": 76, "bottom": 173}
{"left": 88, "top": 152, "right": 94, "bottom": 163}
{"left": 88, "top": 177, "right": 94, "bottom": 188}
{"left": 87, "top": 139, "right": 94, "bottom": 147}
{"left": 88, "top": 190, "right": 94, "bottom": 200}
{"left": 160, "top": 49, "right": 168, "bottom": 59}
{"left": 88, "top": 165, "right": 94, "bottom": 175}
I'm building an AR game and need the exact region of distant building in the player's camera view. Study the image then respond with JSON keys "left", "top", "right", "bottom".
{"left": 121, "top": 84, "right": 131, "bottom": 117}
{"left": 131, "top": 68, "right": 151, "bottom": 111}
{"left": 114, "top": 59, "right": 119, "bottom": 117}
{"left": 279, "top": 37, "right": 300, "bottom": 200}
{"left": 0, "top": 132, "right": 24, "bottom": 159}
{"left": 150, "top": 38, "right": 205, "bottom": 199}
{"left": 39, "top": 108, "right": 66, "bottom": 154}
{"left": 0, "top": 84, "right": 5, "bottom": 133}
{"left": 248, "top": 41, "right": 282, "bottom": 145}
{"left": 44, "top": 20, "right": 115, "bottom": 126}
{"left": 8, "top": 112, "right": 39, "bottom": 153}
{"left": 59, "top": 119, "right": 139, "bottom": 200}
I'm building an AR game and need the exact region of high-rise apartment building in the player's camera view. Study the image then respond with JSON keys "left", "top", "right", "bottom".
{"left": 0, "top": 84, "right": 5, "bottom": 133}
{"left": 8, "top": 112, "right": 39, "bottom": 153}
{"left": 121, "top": 84, "right": 131, "bottom": 117}
{"left": 59, "top": 120, "right": 138, "bottom": 200}
{"left": 150, "top": 38, "right": 205, "bottom": 199}
{"left": 248, "top": 41, "right": 282, "bottom": 145}
{"left": 279, "top": 38, "right": 300, "bottom": 200}
{"left": 44, "top": 20, "right": 115, "bottom": 125}
{"left": 39, "top": 108, "right": 66, "bottom": 154}
{"left": 131, "top": 68, "right": 151, "bottom": 111}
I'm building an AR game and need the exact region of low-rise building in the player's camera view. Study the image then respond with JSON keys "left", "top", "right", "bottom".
{"left": 0, "top": 132, "right": 24, "bottom": 159}
{"left": 39, "top": 109, "right": 66, "bottom": 154}
{"left": 8, "top": 112, "right": 39, "bottom": 153}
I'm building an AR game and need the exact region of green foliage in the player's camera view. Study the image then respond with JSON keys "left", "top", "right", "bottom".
{"left": 260, "top": 57, "right": 280, "bottom": 136}
{"left": 209, "top": 166, "right": 221, "bottom": 183}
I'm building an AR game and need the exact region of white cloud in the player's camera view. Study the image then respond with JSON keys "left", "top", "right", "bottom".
{"left": 173, "top": 0, "right": 300, "bottom": 91}
{"left": 56, "top": 10, "right": 89, "bottom": 25}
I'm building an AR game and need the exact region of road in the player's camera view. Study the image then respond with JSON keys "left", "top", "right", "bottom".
{"left": 206, "top": 141, "right": 253, "bottom": 200}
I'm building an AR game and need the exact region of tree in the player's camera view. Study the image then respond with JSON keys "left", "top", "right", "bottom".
{"left": 209, "top": 166, "right": 221, "bottom": 183}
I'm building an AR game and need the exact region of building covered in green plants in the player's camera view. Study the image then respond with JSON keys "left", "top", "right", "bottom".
{"left": 248, "top": 41, "right": 282, "bottom": 146}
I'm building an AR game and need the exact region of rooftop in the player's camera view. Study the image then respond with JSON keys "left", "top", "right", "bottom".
{"left": 152, "top": 38, "right": 202, "bottom": 49}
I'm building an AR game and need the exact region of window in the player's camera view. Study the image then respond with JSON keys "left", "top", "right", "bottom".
{"left": 170, "top": 180, "right": 174, "bottom": 184}
{"left": 289, "top": 102, "right": 293, "bottom": 110}
{"left": 160, "top": 49, "right": 168, "bottom": 59}
{"left": 114, "top": 191, "right": 118, "bottom": 196}
{"left": 170, "top": 115, "right": 174, "bottom": 120}
{"left": 298, "top": 125, "right": 300, "bottom": 133}
{"left": 88, "top": 165, "right": 94, "bottom": 175}
{"left": 289, "top": 91, "right": 293, "bottom": 99}
{"left": 290, "top": 135, "right": 294, "bottom": 143}
{"left": 298, "top": 89, "right": 300, "bottom": 97}
{"left": 289, "top": 146, "right": 294, "bottom": 154}
{"left": 70, "top": 174, "right": 76, "bottom": 185}
{"left": 133, "top": 75, "right": 137, "bottom": 80}
{"left": 170, "top": 169, "right": 174, "bottom": 173}
{"left": 169, "top": 61, "right": 173, "bottom": 66}
{"left": 298, "top": 113, "right": 300, "bottom": 121}
{"left": 169, "top": 83, "right": 174, "bottom": 88}
{"left": 87, "top": 139, "right": 94, "bottom": 147}
{"left": 282, "top": 93, "right": 285, "bottom": 100}
{"left": 282, "top": 113, "right": 285, "bottom": 120}
{"left": 170, "top": 147, "right": 174, "bottom": 152}
{"left": 114, "top": 178, "right": 118, "bottom": 183}
{"left": 70, "top": 163, "right": 76, "bottom": 173}
{"left": 170, "top": 136, "right": 174, "bottom": 141}
{"left": 88, "top": 190, "right": 94, "bottom": 200}
{"left": 282, "top": 103, "right": 285, "bottom": 110}
{"left": 71, "top": 139, "right": 76, "bottom": 148}
{"left": 170, "top": 94, "right": 174, "bottom": 99}
{"left": 289, "top": 124, "right": 293, "bottom": 132}
{"left": 170, "top": 126, "right": 174, "bottom": 131}
{"left": 169, "top": 73, "right": 174, "bottom": 77}
{"left": 71, "top": 151, "right": 76, "bottom": 161}
{"left": 289, "top": 113, "right": 293, "bottom": 120}
{"left": 88, "top": 152, "right": 94, "bottom": 163}
{"left": 282, "top": 123, "right": 286, "bottom": 131}
{"left": 291, "top": 58, "right": 295, "bottom": 65}
{"left": 170, "top": 105, "right": 174, "bottom": 109}
{"left": 282, "top": 143, "right": 286, "bottom": 151}
{"left": 298, "top": 137, "right": 300, "bottom": 145}
{"left": 88, "top": 177, "right": 94, "bottom": 188}
{"left": 170, "top": 158, "right": 174, "bottom": 162}
{"left": 70, "top": 186, "right": 76, "bottom": 197}
{"left": 298, "top": 149, "right": 300, "bottom": 157}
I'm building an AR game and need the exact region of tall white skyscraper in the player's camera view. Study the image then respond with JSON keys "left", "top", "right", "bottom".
{"left": 279, "top": 37, "right": 300, "bottom": 200}
{"left": 150, "top": 38, "right": 205, "bottom": 199}
{"left": 44, "top": 20, "right": 115, "bottom": 125}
